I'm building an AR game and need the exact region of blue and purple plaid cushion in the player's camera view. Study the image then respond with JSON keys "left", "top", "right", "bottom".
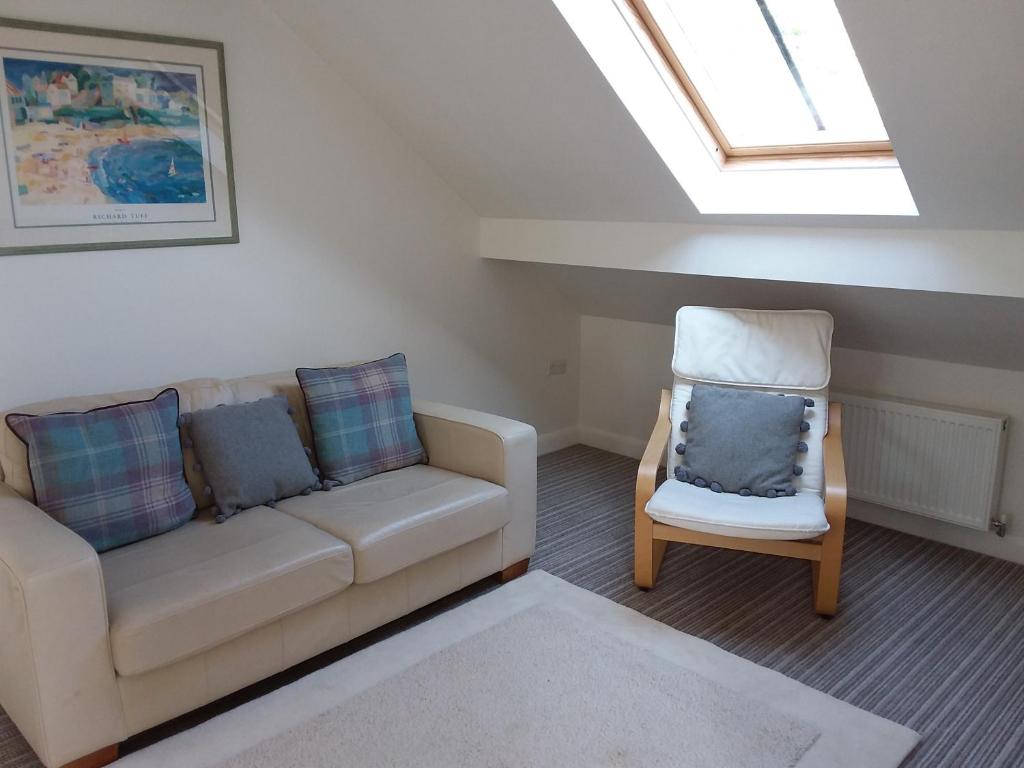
{"left": 5, "top": 388, "right": 195, "bottom": 552}
{"left": 297, "top": 354, "right": 426, "bottom": 485}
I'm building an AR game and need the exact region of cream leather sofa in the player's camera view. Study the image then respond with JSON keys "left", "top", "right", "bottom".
{"left": 0, "top": 369, "right": 537, "bottom": 768}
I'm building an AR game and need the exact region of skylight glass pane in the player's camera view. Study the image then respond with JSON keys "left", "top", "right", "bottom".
{"left": 645, "top": 0, "right": 889, "bottom": 149}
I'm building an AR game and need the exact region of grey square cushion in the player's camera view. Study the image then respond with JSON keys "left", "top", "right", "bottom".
{"left": 188, "top": 396, "right": 319, "bottom": 521}
{"left": 677, "top": 384, "right": 809, "bottom": 498}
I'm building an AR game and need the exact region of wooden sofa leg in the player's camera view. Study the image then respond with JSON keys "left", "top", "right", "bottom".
{"left": 61, "top": 744, "right": 119, "bottom": 768}
{"left": 497, "top": 558, "right": 530, "bottom": 583}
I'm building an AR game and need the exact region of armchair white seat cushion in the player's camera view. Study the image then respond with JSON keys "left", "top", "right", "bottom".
{"left": 646, "top": 481, "right": 829, "bottom": 540}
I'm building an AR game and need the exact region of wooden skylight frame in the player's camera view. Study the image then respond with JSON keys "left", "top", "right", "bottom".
{"left": 624, "top": 0, "right": 895, "bottom": 164}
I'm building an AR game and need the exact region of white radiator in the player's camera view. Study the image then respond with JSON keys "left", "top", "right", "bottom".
{"left": 832, "top": 392, "right": 1008, "bottom": 532}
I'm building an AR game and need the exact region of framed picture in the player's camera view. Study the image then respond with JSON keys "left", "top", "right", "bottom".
{"left": 0, "top": 17, "right": 238, "bottom": 255}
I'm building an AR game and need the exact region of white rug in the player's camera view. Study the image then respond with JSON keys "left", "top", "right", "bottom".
{"left": 115, "top": 571, "right": 919, "bottom": 768}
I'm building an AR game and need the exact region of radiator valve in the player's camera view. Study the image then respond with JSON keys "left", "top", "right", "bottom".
{"left": 991, "top": 519, "right": 1008, "bottom": 538}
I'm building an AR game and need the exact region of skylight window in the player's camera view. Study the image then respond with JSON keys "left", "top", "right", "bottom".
{"left": 551, "top": 0, "right": 916, "bottom": 214}
{"left": 632, "top": 0, "right": 892, "bottom": 157}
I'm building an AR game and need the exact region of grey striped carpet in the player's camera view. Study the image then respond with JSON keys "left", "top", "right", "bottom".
{"left": 534, "top": 447, "right": 1024, "bottom": 768}
{"left": 3, "top": 444, "right": 1023, "bottom": 767}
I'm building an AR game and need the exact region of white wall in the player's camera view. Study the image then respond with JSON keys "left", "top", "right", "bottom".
{"left": 578, "top": 315, "right": 1024, "bottom": 562}
{"left": 0, "top": 0, "right": 579, "bottom": 435}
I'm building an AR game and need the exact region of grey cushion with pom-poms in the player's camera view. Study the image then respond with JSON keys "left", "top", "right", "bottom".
{"left": 676, "top": 383, "right": 808, "bottom": 498}
{"left": 187, "top": 395, "right": 319, "bottom": 522}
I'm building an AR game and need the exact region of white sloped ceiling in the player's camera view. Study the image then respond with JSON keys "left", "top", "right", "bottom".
{"left": 267, "top": 0, "right": 1024, "bottom": 230}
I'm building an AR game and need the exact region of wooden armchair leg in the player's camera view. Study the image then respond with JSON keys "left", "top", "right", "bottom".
{"left": 812, "top": 530, "right": 844, "bottom": 617}
{"left": 635, "top": 388, "right": 673, "bottom": 591}
{"left": 634, "top": 512, "right": 667, "bottom": 589}
{"left": 815, "top": 400, "right": 847, "bottom": 617}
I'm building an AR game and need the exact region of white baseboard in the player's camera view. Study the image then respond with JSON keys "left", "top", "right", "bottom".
{"left": 577, "top": 425, "right": 647, "bottom": 460}
{"left": 848, "top": 499, "right": 1024, "bottom": 565}
{"left": 567, "top": 424, "right": 1024, "bottom": 564}
{"left": 537, "top": 426, "right": 581, "bottom": 456}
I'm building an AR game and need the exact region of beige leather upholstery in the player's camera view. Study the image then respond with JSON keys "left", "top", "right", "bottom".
{"left": 413, "top": 401, "right": 537, "bottom": 569}
{"left": 276, "top": 465, "right": 508, "bottom": 584}
{"left": 0, "top": 368, "right": 536, "bottom": 768}
{"left": 0, "top": 483, "right": 126, "bottom": 767}
{"left": 116, "top": 530, "right": 502, "bottom": 734}
{"left": 102, "top": 507, "right": 354, "bottom": 676}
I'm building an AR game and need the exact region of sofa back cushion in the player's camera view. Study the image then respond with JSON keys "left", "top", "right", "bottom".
{"left": 0, "top": 362, "right": 364, "bottom": 507}
{"left": 1, "top": 378, "right": 235, "bottom": 507}
{"left": 226, "top": 370, "right": 316, "bottom": 448}
{"left": 4, "top": 389, "right": 196, "bottom": 552}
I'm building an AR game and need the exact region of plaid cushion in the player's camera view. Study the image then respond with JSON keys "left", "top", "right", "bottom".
{"left": 297, "top": 354, "right": 426, "bottom": 485}
{"left": 5, "top": 388, "right": 195, "bottom": 552}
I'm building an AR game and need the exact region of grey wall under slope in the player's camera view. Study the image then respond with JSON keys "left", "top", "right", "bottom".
{"left": 534, "top": 263, "right": 1024, "bottom": 372}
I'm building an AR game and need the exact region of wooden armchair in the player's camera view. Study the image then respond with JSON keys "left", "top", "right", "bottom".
{"left": 634, "top": 307, "right": 848, "bottom": 616}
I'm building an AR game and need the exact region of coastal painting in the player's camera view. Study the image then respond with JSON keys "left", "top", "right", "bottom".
{"left": 0, "top": 18, "right": 237, "bottom": 255}
{"left": 2, "top": 53, "right": 213, "bottom": 226}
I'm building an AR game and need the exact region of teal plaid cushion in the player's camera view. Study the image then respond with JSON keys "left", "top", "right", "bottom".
{"left": 5, "top": 388, "right": 195, "bottom": 552}
{"left": 297, "top": 354, "right": 426, "bottom": 485}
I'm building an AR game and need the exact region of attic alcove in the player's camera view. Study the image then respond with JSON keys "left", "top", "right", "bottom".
{"left": 516, "top": 262, "right": 1024, "bottom": 373}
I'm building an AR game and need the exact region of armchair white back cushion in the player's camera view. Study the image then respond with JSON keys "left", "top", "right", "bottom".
{"left": 667, "top": 307, "right": 834, "bottom": 497}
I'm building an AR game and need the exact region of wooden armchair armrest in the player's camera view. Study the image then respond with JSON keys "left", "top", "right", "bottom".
{"left": 636, "top": 389, "right": 672, "bottom": 511}
{"left": 823, "top": 401, "right": 848, "bottom": 528}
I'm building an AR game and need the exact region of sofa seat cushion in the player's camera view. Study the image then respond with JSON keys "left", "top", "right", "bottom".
{"left": 646, "top": 480, "right": 829, "bottom": 541}
{"left": 101, "top": 506, "right": 354, "bottom": 676}
{"left": 276, "top": 465, "right": 509, "bottom": 584}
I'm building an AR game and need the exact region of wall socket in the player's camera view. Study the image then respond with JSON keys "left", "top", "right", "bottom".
{"left": 548, "top": 359, "right": 568, "bottom": 376}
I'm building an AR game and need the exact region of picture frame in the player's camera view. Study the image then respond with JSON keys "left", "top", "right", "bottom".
{"left": 0, "top": 17, "right": 238, "bottom": 255}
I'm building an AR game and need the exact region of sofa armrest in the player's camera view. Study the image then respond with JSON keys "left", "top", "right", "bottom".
{"left": 0, "top": 483, "right": 125, "bottom": 767}
{"left": 413, "top": 401, "right": 537, "bottom": 569}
